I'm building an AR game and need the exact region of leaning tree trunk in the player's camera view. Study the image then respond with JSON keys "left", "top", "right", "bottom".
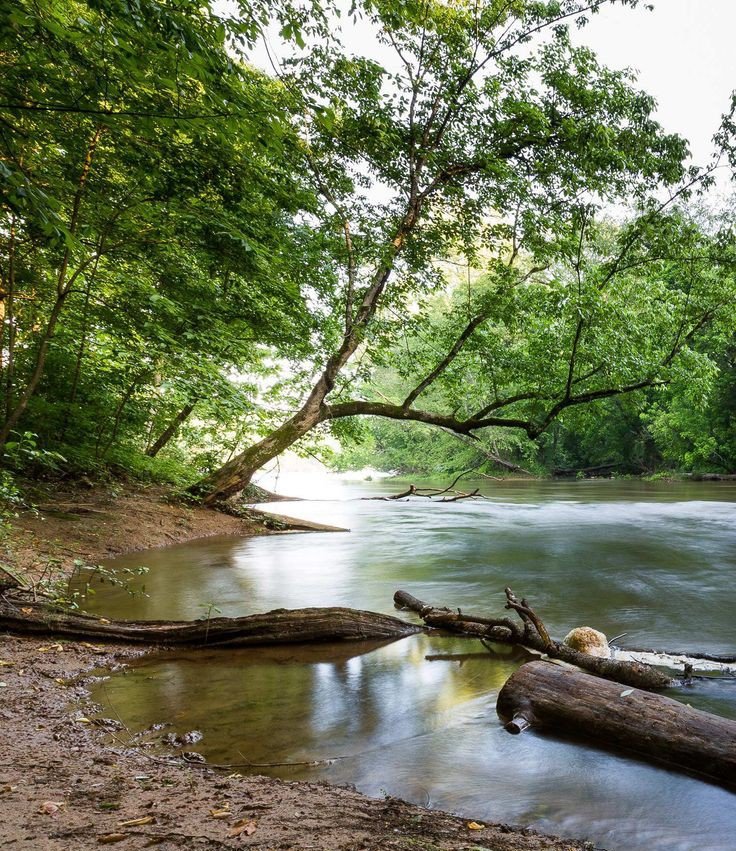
{"left": 0, "top": 597, "right": 421, "bottom": 647}
{"left": 497, "top": 660, "right": 736, "bottom": 790}
{"left": 146, "top": 399, "right": 198, "bottom": 457}
{"left": 192, "top": 207, "right": 422, "bottom": 505}
{"left": 193, "top": 410, "right": 322, "bottom": 504}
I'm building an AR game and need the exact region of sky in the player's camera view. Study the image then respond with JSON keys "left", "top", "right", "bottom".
{"left": 571, "top": 0, "right": 736, "bottom": 167}
{"left": 248, "top": 0, "right": 736, "bottom": 172}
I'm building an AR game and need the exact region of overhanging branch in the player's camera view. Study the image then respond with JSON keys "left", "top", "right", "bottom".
{"left": 322, "top": 400, "right": 533, "bottom": 436}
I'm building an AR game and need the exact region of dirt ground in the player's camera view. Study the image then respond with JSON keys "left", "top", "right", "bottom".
{"left": 0, "top": 485, "right": 591, "bottom": 851}
{"left": 3, "top": 483, "right": 277, "bottom": 585}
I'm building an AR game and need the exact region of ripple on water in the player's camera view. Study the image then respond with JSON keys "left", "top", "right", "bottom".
{"left": 83, "top": 481, "right": 736, "bottom": 851}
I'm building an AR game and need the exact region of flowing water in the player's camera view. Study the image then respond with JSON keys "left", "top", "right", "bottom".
{"left": 84, "top": 478, "right": 736, "bottom": 850}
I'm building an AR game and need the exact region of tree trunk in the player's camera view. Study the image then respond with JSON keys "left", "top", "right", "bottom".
{"left": 0, "top": 127, "right": 103, "bottom": 448}
{"left": 145, "top": 399, "right": 197, "bottom": 457}
{"left": 394, "top": 589, "right": 672, "bottom": 690}
{"left": 497, "top": 660, "right": 736, "bottom": 790}
{"left": 194, "top": 404, "right": 324, "bottom": 504}
{"left": 193, "top": 201, "right": 424, "bottom": 504}
{"left": 96, "top": 374, "right": 145, "bottom": 459}
{"left": 0, "top": 597, "right": 421, "bottom": 647}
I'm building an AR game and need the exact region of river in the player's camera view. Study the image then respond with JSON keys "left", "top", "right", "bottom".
{"left": 84, "top": 478, "right": 736, "bottom": 850}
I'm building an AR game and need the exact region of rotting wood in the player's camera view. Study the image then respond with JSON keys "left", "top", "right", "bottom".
{"left": 394, "top": 588, "right": 672, "bottom": 690}
{"left": 0, "top": 596, "right": 421, "bottom": 646}
{"left": 497, "top": 660, "right": 736, "bottom": 790}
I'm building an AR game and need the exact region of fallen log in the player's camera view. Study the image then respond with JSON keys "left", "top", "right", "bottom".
{"left": 552, "top": 462, "right": 620, "bottom": 477}
{"left": 617, "top": 644, "right": 736, "bottom": 665}
{"left": 362, "top": 471, "right": 486, "bottom": 502}
{"left": 686, "top": 472, "right": 736, "bottom": 481}
{"left": 394, "top": 589, "right": 672, "bottom": 690}
{"left": 497, "top": 660, "right": 736, "bottom": 789}
{"left": 0, "top": 597, "right": 421, "bottom": 647}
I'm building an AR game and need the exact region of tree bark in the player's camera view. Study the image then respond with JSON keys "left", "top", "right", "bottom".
{"left": 194, "top": 408, "right": 323, "bottom": 504}
{"left": 497, "top": 660, "right": 736, "bottom": 790}
{"left": 0, "top": 597, "right": 421, "bottom": 647}
{"left": 145, "top": 399, "right": 198, "bottom": 457}
{"left": 394, "top": 589, "right": 672, "bottom": 690}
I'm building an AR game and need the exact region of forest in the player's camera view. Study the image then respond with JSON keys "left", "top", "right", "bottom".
{"left": 2, "top": 4, "right": 736, "bottom": 851}
{"left": 1, "top": 0, "right": 735, "bottom": 504}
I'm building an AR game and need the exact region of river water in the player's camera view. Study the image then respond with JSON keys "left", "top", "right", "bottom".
{"left": 85, "top": 478, "right": 736, "bottom": 850}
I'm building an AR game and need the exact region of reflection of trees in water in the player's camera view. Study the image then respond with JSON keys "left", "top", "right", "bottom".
{"left": 82, "top": 537, "right": 260, "bottom": 620}
{"left": 96, "top": 636, "right": 525, "bottom": 768}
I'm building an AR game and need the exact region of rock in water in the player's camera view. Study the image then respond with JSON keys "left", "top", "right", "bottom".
{"left": 563, "top": 626, "right": 610, "bottom": 658}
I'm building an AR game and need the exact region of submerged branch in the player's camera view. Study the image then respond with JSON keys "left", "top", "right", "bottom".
{"left": 394, "top": 588, "right": 672, "bottom": 690}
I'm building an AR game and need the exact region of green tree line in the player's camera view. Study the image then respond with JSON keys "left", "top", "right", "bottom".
{"left": 1, "top": 0, "right": 735, "bottom": 498}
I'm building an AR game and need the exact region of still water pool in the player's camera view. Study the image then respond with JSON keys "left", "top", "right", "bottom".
{"left": 86, "top": 479, "right": 736, "bottom": 850}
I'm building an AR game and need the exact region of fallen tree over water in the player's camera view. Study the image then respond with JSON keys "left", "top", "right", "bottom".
{"left": 394, "top": 588, "right": 672, "bottom": 690}
{"left": 361, "top": 471, "right": 485, "bottom": 502}
{"left": 0, "top": 596, "right": 421, "bottom": 646}
{"left": 497, "top": 660, "right": 736, "bottom": 790}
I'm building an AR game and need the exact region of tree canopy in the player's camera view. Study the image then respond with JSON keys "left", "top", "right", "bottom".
{"left": 1, "top": 0, "right": 735, "bottom": 496}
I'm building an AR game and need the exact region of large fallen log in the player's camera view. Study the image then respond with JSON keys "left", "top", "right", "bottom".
{"left": 497, "top": 660, "right": 736, "bottom": 789}
{"left": 394, "top": 588, "right": 672, "bottom": 690}
{"left": 0, "top": 596, "right": 421, "bottom": 647}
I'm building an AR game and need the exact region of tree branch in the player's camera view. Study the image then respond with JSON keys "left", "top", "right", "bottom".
{"left": 402, "top": 312, "right": 488, "bottom": 408}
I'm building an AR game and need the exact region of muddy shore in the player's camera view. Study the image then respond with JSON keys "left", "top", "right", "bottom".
{"left": 0, "top": 485, "right": 590, "bottom": 850}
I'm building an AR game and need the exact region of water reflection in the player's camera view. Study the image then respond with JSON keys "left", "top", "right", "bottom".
{"left": 93, "top": 634, "right": 736, "bottom": 851}
{"left": 85, "top": 480, "right": 736, "bottom": 655}
{"left": 84, "top": 479, "right": 736, "bottom": 851}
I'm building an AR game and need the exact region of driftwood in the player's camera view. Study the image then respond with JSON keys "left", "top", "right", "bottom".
{"left": 394, "top": 588, "right": 672, "bottom": 690}
{"left": 363, "top": 471, "right": 485, "bottom": 502}
{"left": 619, "top": 644, "right": 736, "bottom": 665}
{"left": 0, "top": 596, "right": 421, "bottom": 647}
{"left": 552, "top": 462, "right": 620, "bottom": 477}
{"left": 686, "top": 472, "right": 736, "bottom": 481}
{"left": 497, "top": 660, "right": 736, "bottom": 789}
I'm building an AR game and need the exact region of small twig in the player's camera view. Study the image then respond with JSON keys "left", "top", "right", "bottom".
{"left": 232, "top": 749, "right": 347, "bottom": 769}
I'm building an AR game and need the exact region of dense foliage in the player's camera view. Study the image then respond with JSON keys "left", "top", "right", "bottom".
{"left": 1, "top": 0, "right": 735, "bottom": 498}
{"left": 1, "top": 0, "right": 333, "bottom": 480}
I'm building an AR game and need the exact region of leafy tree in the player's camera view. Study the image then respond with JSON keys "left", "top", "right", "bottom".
{"left": 333, "top": 208, "right": 736, "bottom": 478}
{"left": 0, "top": 0, "right": 327, "bottom": 469}
{"left": 195, "top": 0, "right": 732, "bottom": 502}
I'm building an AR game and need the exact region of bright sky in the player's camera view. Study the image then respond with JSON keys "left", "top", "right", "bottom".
{"left": 571, "top": 0, "right": 736, "bottom": 167}
{"left": 247, "top": 1, "right": 736, "bottom": 169}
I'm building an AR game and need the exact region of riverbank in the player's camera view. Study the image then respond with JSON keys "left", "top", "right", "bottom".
{"left": 0, "top": 484, "right": 591, "bottom": 851}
